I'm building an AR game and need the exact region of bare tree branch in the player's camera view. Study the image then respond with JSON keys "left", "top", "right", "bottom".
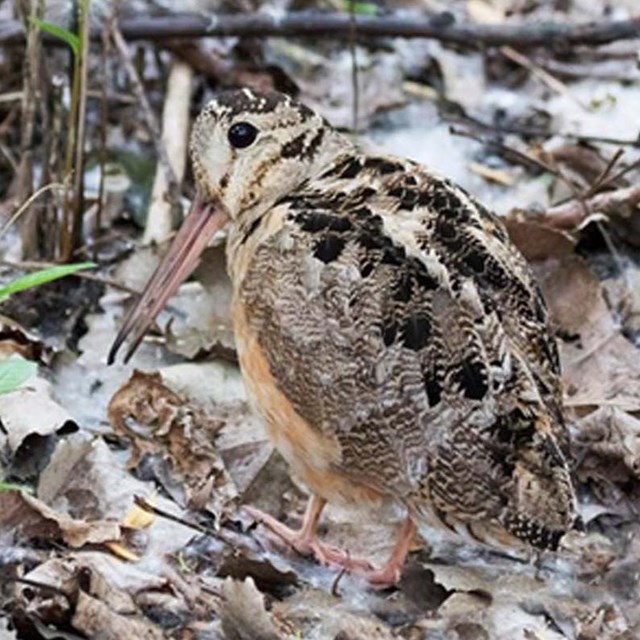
{"left": 536, "top": 185, "right": 640, "bottom": 230}
{"left": 1, "top": 12, "right": 639, "bottom": 49}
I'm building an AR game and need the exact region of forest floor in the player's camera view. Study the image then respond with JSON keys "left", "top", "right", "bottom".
{"left": 1, "top": 0, "right": 640, "bottom": 638}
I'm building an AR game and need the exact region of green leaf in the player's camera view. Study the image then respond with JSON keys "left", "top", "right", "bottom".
{"left": 0, "top": 482, "right": 33, "bottom": 493}
{"left": 339, "top": 0, "right": 379, "bottom": 15}
{"left": 31, "top": 18, "right": 80, "bottom": 57}
{"left": 0, "top": 359, "right": 37, "bottom": 395}
{"left": 0, "top": 262, "right": 96, "bottom": 302}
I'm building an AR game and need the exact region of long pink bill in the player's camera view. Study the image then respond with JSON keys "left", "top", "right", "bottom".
{"left": 108, "top": 195, "right": 229, "bottom": 364}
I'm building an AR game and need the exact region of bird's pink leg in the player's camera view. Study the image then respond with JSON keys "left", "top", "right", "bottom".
{"left": 243, "top": 495, "right": 373, "bottom": 571}
{"left": 362, "top": 517, "right": 417, "bottom": 589}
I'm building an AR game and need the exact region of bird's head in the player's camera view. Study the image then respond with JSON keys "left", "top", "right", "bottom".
{"left": 191, "top": 88, "right": 345, "bottom": 218}
{"left": 108, "top": 88, "right": 347, "bottom": 363}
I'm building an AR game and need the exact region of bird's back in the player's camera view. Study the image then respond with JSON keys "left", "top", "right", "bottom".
{"left": 228, "top": 151, "right": 578, "bottom": 550}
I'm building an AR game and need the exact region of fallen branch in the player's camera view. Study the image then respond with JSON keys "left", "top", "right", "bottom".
{"left": 1, "top": 12, "right": 639, "bottom": 49}
{"left": 536, "top": 185, "right": 640, "bottom": 230}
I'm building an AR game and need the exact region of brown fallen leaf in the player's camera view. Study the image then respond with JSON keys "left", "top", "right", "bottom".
{"left": 108, "top": 370, "right": 236, "bottom": 514}
{"left": 12, "top": 554, "right": 168, "bottom": 640}
{"left": 0, "top": 319, "right": 50, "bottom": 364}
{"left": 507, "top": 218, "right": 640, "bottom": 414}
{"left": 72, "top": 590, "right": 166, "bottom": 639}
{"left": 0, "top": 491, "right": 121, "bottom": 548}
{"left": 219, "top": 576, "right": 285, "bottom": 640}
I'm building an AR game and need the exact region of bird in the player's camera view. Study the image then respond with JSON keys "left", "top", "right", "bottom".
{"left": 109, "top": 87, "right": 580, "bottom": 587}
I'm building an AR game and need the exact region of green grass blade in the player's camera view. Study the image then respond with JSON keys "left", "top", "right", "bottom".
{"left": 31, "top": 18, "right": 80, "bottom": 57}
{"left": 0, "top": 262, "right": 96, "bottom": 302}
{"left": 0, "top": 359, "right": 37, "bottom": 395}
{"left": 339, "top": 0, "right": 379, "bottom": 15}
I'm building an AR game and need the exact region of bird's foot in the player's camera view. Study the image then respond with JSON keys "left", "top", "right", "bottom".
{"left": 358, "top": 562, "right": 403, "bottom": 590}
{"left": 243, "top": 505, "right": 373, "bottom": 572}
{"left": 358, "top": 517, "right": 418, "bottom": 589}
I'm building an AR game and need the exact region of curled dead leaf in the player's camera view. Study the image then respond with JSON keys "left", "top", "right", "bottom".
{"left": 108, "top": 370, "right": 236, "bottom": 514}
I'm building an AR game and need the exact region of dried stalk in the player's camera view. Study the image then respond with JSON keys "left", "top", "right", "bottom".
{"left": 69, "top": 0, "right": 91, "bottom": 256}
{"left": 143, "top": 61, "right": 193, "bottom": 244}
{"left": 16, "top": 0, "right": 44, "bottom": 258}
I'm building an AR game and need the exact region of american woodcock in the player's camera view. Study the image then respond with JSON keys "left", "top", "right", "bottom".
{"left": 109, "top": 88, "right": 580, "bottom": 587}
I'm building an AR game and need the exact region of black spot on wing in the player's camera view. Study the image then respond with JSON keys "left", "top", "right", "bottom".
{"left": 296, "top": 212, "right": 353, "bottom": 233}
{"left": 393, "top": 272, "right": 412, "bottom": 303}
{"left": 389, "top": 187, "right": 420, "bottom": 211}
{"left": 381, "top": 245, "right": 406, "bottom": 266}
{"left": 304, "top": 127, "right": 325, "bottom": 159}
{"left": 462, "top": 246, "right": 487, "bottom": 274}
{"left": 328, "top": 217, "right": 353, "bottom": 232}
{"left": 321, "top": 156, "right": 363, "bottom": 179}
{"left": 364, "top": 157, "right": 403, "bottom": 174}
{"left": 454, "top": 359, "right": 488, "bottom": 400}
{"left": 402, "top": 313, "right": 431, "bottom": 351}
{"left": 360, "top": 261, "right": 374, "bottom": 278}
{"left": 382, "top": 320, "right": 398, "bottom": 346}
{"left": 424, "top": 374, "right": 442, "bottom": 407}
{"left": 314, "top": 234, "right": 345, "bottom": 264}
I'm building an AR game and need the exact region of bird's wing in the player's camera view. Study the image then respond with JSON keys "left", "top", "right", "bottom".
{"left": 237, "top": 154, "right": 575, "bottom": 540}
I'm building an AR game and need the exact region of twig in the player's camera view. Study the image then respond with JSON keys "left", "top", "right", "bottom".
{"left": 499, "top": 46, "right": 588, "bottom": 110}
{"left": 133, "top": 495, "right": 218, "bottom": 537}
{"left": 449, "top": 126, "right": 576, "bottom": 184}
{"left": 0, "top": 576, "right": 71, "bottom": 599}
{"left": 444, "top": 110, "right": 640, "bottom": 148}
{"left": 15, "top": 0, "right": 43, "bottom": 259}
{"left": 110, "top": 24, "right": 180, "bottom": 210}
{"left": 348, "top": 1, "right": 359, "bottom": 132}
{"left": 595, "top": 155, "right": 640, "bottom": 188}
{"left": 536, "top": 185, "right": 640, "bottom": 229}
{"left": 70, "top": 0, "right": 91, "bottom": 256}
{"left": 582, "top": 148, "right": 625, "bottom": 199}
{"left": 143, "top": 61, "right": 193, "bottom": 244}
{"left": 1, "top": 13, "right": 639, "bottom": 48}
{"left": 0, "top": 181, "right": 68, "bottom": 242}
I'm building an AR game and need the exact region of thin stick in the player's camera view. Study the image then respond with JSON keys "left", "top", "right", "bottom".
{"left": 0, "top": 181, "right": 67, "bottom": 241}
{"left": 582, "top": 148, "right": 625, "bottom": 199}
{"left": 348, "top": 1, "right": 359, "bottom": 132}
{"left": 70, "top": 0, "right": 91, "bottom": 254}
{"left": 449, "top": 126, "right": 574, "bottom": 183}
{"left": 447, "top": 110, "right": 640, "bottom": 147}
{"left": 133, "top": 495, "right": 218, "bottom": 536}
{"left": 16, "top": 0, "right": 42, "bottom": 258}
{"left": 499, "top": 46, "right": 588, "bottom": 110}
{"left": 2, "top": 13, "right": 640, "bottom": 48}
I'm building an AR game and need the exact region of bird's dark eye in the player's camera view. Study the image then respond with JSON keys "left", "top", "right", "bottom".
{"left": 228, "top": 122, "right": 258, "bottom": 149}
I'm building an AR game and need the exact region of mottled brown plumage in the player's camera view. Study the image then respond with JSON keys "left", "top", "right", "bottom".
{"left": 111, "top": 88, "right": 579, "bottom": 585}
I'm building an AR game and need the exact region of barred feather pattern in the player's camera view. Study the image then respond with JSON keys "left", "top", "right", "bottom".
{"left": 193, "top": 88, "right": 579, "bottom": 551}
